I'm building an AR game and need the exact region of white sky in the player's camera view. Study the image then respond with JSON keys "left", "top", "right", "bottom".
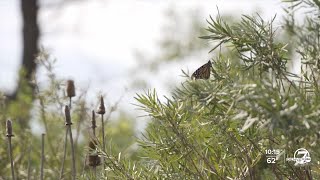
{"left": 0, "top": 0, "right": 283, "bottom": 130}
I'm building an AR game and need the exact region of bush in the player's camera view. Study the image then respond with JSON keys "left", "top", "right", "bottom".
{"left": 2, "top": 1, "right": 320, "bottom": 179}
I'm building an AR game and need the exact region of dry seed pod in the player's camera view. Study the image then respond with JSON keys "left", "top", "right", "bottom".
{"left": 64, "top": 105, "right": 72, "bottom": 125}
{"left": 96, "top": 96, "right": 105, "bottom": 115}
{"left": 66, "top": 80, "right": 76, "bottom": 98}
{"left": 87, "top": 155, "right": 101, "bottom": 167}
{"left": 87, "top": 138, "right": 101, "bottom": 167}
{"left": 6, "top": 120, "right": 14, "bottom": 137}
{"left": 91, "top": 110, "right": 96, "bottom": 128}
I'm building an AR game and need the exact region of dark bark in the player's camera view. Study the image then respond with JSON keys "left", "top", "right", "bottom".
{"left": 21, "top": 0, "right": 39, "bottom": 81}
{"left": 9, "top": 0, "right": 39, "bottom": 100}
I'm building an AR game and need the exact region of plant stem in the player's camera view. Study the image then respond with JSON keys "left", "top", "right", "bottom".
{"left": 69, "top": 125, "right": 76, "bottom": 180}
{"left": 69, "top": 97, "right": 72, "bottom": 109}
{"left": 59, "top": 127, "right": 68, "bottom": 179}
{"left": 101, "top": 114, "right": 105, "bottom": 170}
{"left": 101, "top": 114, "right": 105, "bottom": 151}
{"left": 40, "top": 133, "right": 45, "bottom": 180}
{"left": 27, "top": 145, "right": 31, "bottom": 180}
{"left": 8, "top": 137, "right": 15, "bottom": 180}
{"left": 60, "top": 98, "right": 72, "bottom": 180}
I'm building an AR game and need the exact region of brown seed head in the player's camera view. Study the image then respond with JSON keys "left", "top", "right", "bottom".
{"left": 97, "top": 96, "right": 105, "bottom": 115}
{"left": 6, "top": 120, "right": 14, "bottom": 137}
{"left": 87, "top": 138, "right": 101, "bottom": 167}
{"left": 91, "top": 110, "right": 96, "bottom": 128}
{"left": 87, "top": 154, "right": 101, "bottom": 167}
{"left": 66, "top": 80, "right": 76, "bottom": 98}
{"left": 64, "top": 105, "right": 72, "bottom": 125}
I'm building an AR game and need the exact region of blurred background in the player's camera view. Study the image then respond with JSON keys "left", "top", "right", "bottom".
{"left": 0, "top": 0, "right": 282, "bottom": 132}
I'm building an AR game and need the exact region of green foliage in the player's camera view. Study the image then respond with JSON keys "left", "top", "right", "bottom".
{"left": 105, "top": 114, "right": 138, "bottom": 159}
{"left": 110, "top": 2, "right": 320, "bottom": 179}
{"left": 2, "top": 1, "right": 320, "bottom": 179}
{"left": 0, "top": 51, "right": 138, "bottom": 179}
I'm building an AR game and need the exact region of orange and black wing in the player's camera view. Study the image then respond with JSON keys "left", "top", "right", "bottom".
{"left": 191, "top": 61, "right": 212, "bottom": 79}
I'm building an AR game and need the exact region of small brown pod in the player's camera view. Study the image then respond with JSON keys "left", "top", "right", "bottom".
{"left": 64, "top": 105, "right": 72, "bottom": 125}
{"left": 87, "top": 139, "right": 101, "bottom": 167}
{"left": 91, "top": 110, "right": 96, "bottom": 128}
{"left": 87, "top": 154, "right": 101, "bottom": 167}
{"left": 97, "top": 96, "right": 106, "bottom": 115}
{"left": 6, "top": 120, "right": 14, "bottom": 137}
{"left": 66, "top": 80, "right": 76, "bottom": 98}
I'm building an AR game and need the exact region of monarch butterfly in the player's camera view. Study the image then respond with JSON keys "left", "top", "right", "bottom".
{"left": 191, "top": 60, "right": 212, "bottom": 79}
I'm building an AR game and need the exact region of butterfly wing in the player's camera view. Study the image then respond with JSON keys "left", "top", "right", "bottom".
{"left": 191, "top": 61, "right": 212, "bottom": 79}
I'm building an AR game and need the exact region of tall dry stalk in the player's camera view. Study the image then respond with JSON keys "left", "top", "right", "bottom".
{"left": 97, "top": 96, "right": 106, "bottom": 169}
{"left": 60, "top": 80, "right": 76, "bottom": 179}
{"left": 6, "top": 120, "right": 15, "bottom": 180}
{"left": 65, "top": 105, "right": 76, "bottom": 180}
{"left": 40, "top": 133, "right": 45, "bottom": 180}
{"left": 89, "top": 110, "right": 100, "bottom": 177}
{"left": 59, "top": 129, "right": 68, "bottom": 179}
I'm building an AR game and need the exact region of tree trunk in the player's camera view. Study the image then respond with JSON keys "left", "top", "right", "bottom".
{"left": 10, "top": 0, "right": 40, "bottom": 100}
{"left": 4, "top": 0, "right": 40, "bottom": 128}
